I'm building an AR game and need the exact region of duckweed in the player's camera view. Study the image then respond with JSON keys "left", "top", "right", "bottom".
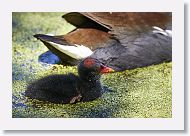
{"left": 12, "top": 13, "right": 172, "bottom": 118}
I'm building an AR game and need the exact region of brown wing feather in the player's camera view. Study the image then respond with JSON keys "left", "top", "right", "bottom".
{"left": 63, "top": 28, "right": 116, "bottom": 50}
{"left": 82, "top": 12, "right": 171, "bottom": 30}
{"left": 64, "top": 12, "right": 171, "bottom": 44}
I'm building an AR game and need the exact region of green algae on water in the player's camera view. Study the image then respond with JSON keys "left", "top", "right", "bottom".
{"left": 12, "top": 13, "right": 172, "bottom": 118}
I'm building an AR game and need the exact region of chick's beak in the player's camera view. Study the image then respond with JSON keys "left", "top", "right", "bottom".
{"left": 100, "top": 65, "right": 115, "bottom": 74}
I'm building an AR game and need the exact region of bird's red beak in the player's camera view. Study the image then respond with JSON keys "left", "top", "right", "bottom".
{"left": 100, "top": 65, "right": 115, "bottom": 74}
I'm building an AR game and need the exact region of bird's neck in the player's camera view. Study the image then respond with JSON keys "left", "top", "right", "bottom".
{"left": 78, "top": 76, "right": 103, "bottom": 102}
{"left": 80, "top": 75, "right": 100, "bottom": 83}
{"left": 78, "top": 69, "right": 101, "bottom": 83}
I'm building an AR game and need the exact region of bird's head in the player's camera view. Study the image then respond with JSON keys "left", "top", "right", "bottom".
{"left": 78, "top": 57, "right": 114, "bottom": 81}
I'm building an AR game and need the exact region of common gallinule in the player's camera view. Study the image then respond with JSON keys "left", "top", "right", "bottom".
{"left": 25, "top": 57, "right": 114, "bottom": 104}
{"left": 34, "top": 12, "right": 172, "bottom": 71}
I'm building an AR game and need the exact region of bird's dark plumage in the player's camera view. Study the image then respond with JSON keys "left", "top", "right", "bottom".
{"left": 91, "top": 31, "right": 172, "bottom": 71}
{"left": 25, "top": 58, "right": 114, "bottom": 104}
{"left": 34, "top": 12, "right": 172, "bottom": 71}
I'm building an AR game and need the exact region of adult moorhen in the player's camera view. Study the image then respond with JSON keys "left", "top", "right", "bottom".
{"left": 25, "top": 57, "right": 114, "bottom": 104}
{"left": 34, "top": 12, "right": 172, "bottom": 71}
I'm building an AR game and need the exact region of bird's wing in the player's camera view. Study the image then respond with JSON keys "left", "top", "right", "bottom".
{"left": 34, "top": 34, "right": 93, "bottom": 60}
{"left": 63, "top": 12, "right": 172, "bottom": 45}
{"left": 63, "top": 28, "right": 117, "bottom": 50}
{"left": 34, "top": 34, "right": 69, "bottom": 45}
{"left": 34, "top": 28, "right": 117, "bottom": 51}
{"left": 62, "top": 12, "right": 110, "bottom": 32}
{"left": 83, "top": 12, "right": 172, "bottom": 44}
{"left": 34, "top": 28, "right": 118, "bottom": 60}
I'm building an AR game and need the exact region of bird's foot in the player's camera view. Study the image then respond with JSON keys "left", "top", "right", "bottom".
{"left": 69, "top": 94, "right": 82, "bottom": 104}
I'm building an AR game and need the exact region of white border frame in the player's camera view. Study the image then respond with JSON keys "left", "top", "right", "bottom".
{"left": 0, "top": 0, "right": 184, "bottom": 130}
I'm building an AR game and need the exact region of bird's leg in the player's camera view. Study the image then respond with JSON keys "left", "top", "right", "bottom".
{"left": 69, "top": 94, "right": 82, "bottom": 104}
{"left": 69, "top": 87, "right": 82, "bottom": 104}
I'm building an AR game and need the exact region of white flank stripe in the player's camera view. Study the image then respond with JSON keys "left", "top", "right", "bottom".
{"left": 48, "top": 42, "right": 93, "bottom": 59}
{"left": 152, "top": 26, "right": 172, "bottom": 38}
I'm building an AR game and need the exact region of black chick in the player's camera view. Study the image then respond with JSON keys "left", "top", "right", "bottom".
{"left": 25, "top": 57, "right": 114, "bottom": 104}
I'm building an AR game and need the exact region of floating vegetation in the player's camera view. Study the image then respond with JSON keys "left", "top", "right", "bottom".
{"left": 12, "top": 13, "right": 172, "bottom": 118}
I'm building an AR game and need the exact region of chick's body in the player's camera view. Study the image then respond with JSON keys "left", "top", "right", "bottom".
{"left": 25, "top": 58, "right": 112, "bottom": 104}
